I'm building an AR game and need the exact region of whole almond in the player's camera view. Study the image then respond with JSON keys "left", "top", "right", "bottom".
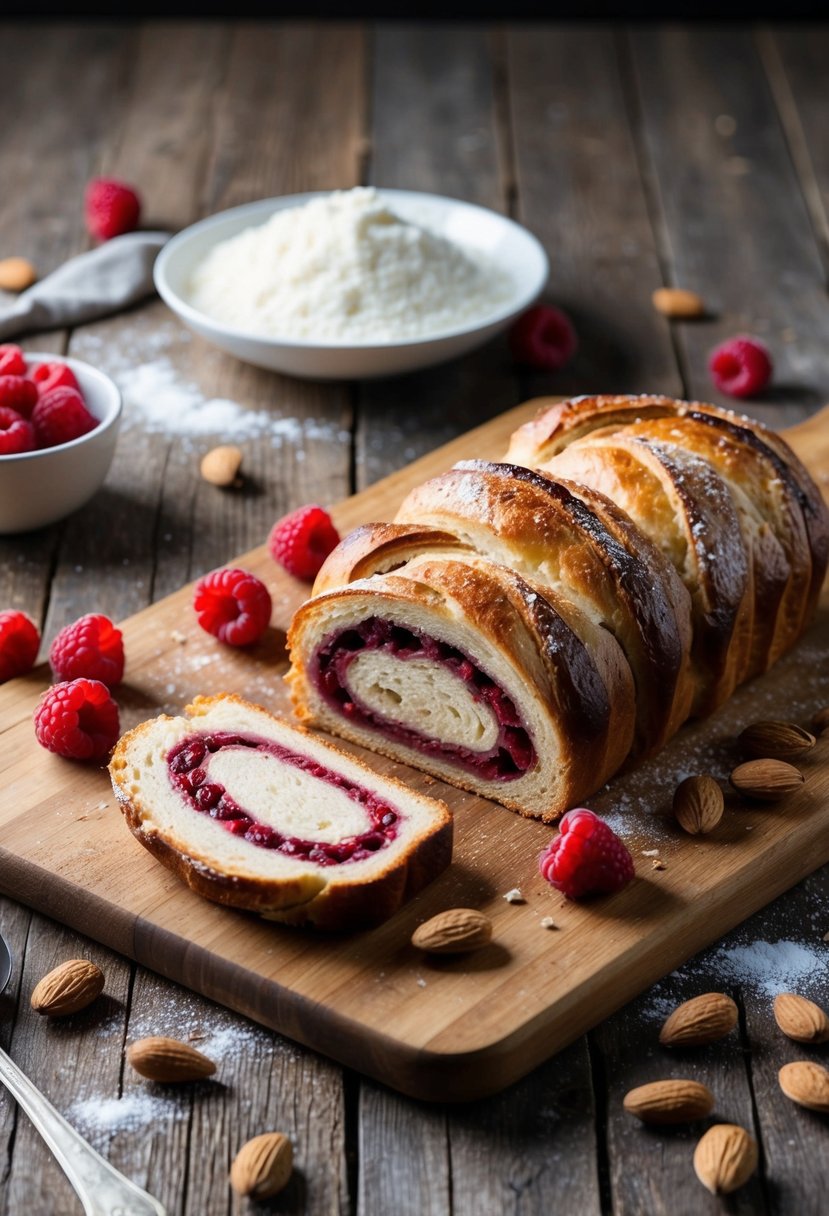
{"left": 773, "top": 993, "right": 829, "bottom": 1043}
{"left": 230, "top": 1132, "right": 293, "bottom": 1199}
{"left": 693, "top": 1123, "right": 758, "bottom": 1195}
{"left": 778, "top": 1060, "right": 829, "bottom": 1112}
{"left": 659, "top": 992, "right": 738, "bottom": 1047}
{"left": 30, "top": 959, "right": 105, "bottom": 1018}
{"left": 673, "top": 774, "right": 724, "bottom": 835}
{"left": 652, "top": 287, "right": 706, "bottom": 318}
{"left": 623, "top": 1078, "right": 714, "bottom": 1124}
{"left": 127, "top": 1036, "right": 216, "bottom": 1083}
{"left": 729, "top": 759, "right": 805, "bottom": 801}
{"left": 411, "top": 908, "right": 493, "bottom": 954}
{"left": 200, "top": 444, "right": 243, "bottom": 487}
{"left": 738, "top": 720, "right": 815, "bottom": 760}
{"left": 0, "top": 256, "right": 37, "bottom": 292}
{"left": 811, "top": 706, "right": 829, "bottom": 735}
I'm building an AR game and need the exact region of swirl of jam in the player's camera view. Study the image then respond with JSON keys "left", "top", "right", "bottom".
{"left": 167, "top": 731, "right": 399, "bottom": 866}
{"left": 312, "top": 617, "right": 536, "bottom": 781}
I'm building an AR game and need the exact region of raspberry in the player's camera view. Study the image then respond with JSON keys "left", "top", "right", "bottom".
{"left": 539, "top": 808, "right": 635, "bottom": 899}
{"left": 34, "top": 678, "right": 120, "bottom": 761}
{"left": 0, "top": 375, "right": 38, "bottom": 418}
{"left": 193, "top": 567, "right": 272, "bottom": 646}
{"left": 0, "top": 345, "right": 26, "bottom": 376}
{"left": 268, "top": 505, "right": 340, "bottom": 581}
{"left": 30, "top": 361, "right": 80, "bottom": 397}
{"left": 84, "top": 177, "right": 141, "bottom": 241}
{"left": 509, "top": 305, "right": 578, "bottom": 372}
{"left": 0, "top": 610, "right": 40, "bottom": 682}
{"left": 49, "top": 613, "right": 125, "bottom": 686}
{"left": 31, "top": 386, "right": 97, "bottom": 449}
{"left": 0, "top": 407, "right": 35, "bottom": 455}
{"left": 709, "top": 336, "right": 772, "bottom": 399}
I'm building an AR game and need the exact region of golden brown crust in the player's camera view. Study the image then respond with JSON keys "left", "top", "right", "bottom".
{"left": 313, "top": 522, "right": 471, "bottom": 595}
{"left": 109, "top": 694, "right": 453, "bottom": 931}
{"left": 549, "top": 433, "right": 752, "bottom": 715}
{"left": 395, "top": 460, "right": 693, "bottom": 756}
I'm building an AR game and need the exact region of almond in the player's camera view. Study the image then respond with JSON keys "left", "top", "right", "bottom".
{"left": 773, "top": 993, "right": 829, "bottom": 1043}
{"left": 623, "top": 1078, "right": 714, "bottom": 1124}
{"left": 672, "top": 774, "right": 724, "bottom": 835}
{"left": 811, "top": 706, "right": 829, "bottom": 735}
{"left": 30, "top": 959, "right": 105, "bottom": 1017}
{"left": 729, "top": 758, "right": 805, "bottom": 801}
{"left": 659, "top": 992, "right": 738, "bottom": 1047}
{"left": 738, "top": 720, "right": 815, "bottom": 760}
{"left": 200, "top": 444, "right": 243, "bottom": 487}
{"left": 652, "top": 287, "right": 706, "bottom": 318}
{"left": 693, "top": 1123, "right": 758, "bottom": 1195}
{"left": 411, "top": 908, "right": 493, "bottom": 954}
{"left": 778, "top": 1060, "right": 829, "bottom": 1112}
{"left": 0, "top": 256, "right": 37, "bottom": 292}
{"left": 127, "top": 1036, "right": 216, "bottom": 1083}
{"left": 230, "top": 1131, "right": 293, "bottom": 1199}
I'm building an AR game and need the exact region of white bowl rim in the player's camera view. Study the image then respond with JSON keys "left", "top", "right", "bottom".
{"left": 0, "top": 352, "right": 122, "bottom": 465}
{"left": 154, "top": 188, "right": 550, "bottom": 351}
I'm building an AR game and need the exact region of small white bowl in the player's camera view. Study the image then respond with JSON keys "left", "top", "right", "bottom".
{"left": 154, "top": 190, "right": 549, "bottom": 380}
{"left": 0, "top": 354, "right": 122, "bottom": 534}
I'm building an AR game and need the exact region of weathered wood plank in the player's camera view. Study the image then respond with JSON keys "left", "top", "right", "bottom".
{"left": 758, "top": 27, "right": 829, "bottom": 275}
{"left": 0, "top": 917, "right": 131, "bottom": 1216}
{"left": 357, "top": 24, "right": 517, "bottom": 492}
{"left": 627, "top": 26, "right": 829, "bottom": 426}
{"left": 507, "top": 25, "right": 683, "bottom": 402}
{"left": 357, "top": 1086, "right": 450, "bottom": 1216}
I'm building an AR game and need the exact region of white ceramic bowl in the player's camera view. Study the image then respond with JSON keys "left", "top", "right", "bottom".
{"left": 0, "top": 354, "right": 122, "bottom": 534}
{"left": 154, "top": 190, "right": 549, "bottom": 380}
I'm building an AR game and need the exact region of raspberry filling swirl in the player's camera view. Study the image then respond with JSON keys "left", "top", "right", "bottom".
{"left": 312, "top": 617, "right": 536, "bottom": 781}
{"left": 167, "top": 730, "right": 400, "bottom": 866}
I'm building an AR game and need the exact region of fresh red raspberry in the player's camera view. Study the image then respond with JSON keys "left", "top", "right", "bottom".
{"left": 509, "top": 305, "right": 578, "bottom": 372}
{"left": 49, "top": 613, "right": 125, "bottom": 686}
{"left": 30, "top": 361, "right": 80, "bottom": 397}
{"left": 268, "top": 505, "right": 341, "bottom": 581}
{"left": 193, "top": 567, "right": 272, "bottom": 646}
{"left": 84, "top": 178, "right": 142, "bottom": 241}
{"left": 0, "top": 375, "right": 38, "bottom": 418}
{"left": 34, "top": 678, "right": 120, "bottom": 761}
{"left": 539, "top": 808, "right": 635, "bottom": 899}
{"left": 0, "top": 407, "right": 35, "bottom": 455}
{"left": 0, "top": 345, "right": 26, "bottom": 376}
{"left": 31, "top": 386, "right": 98, "bottom": 449}
{"left": 709, "top": 336, "right": 772, "bottom": 399}
{"left": 0, "top": 610, "right": 40, "bottom": 683}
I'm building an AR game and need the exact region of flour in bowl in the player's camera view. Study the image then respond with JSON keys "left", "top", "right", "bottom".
{"left": 188, "top": 188, "right": 516, "bottom": 343}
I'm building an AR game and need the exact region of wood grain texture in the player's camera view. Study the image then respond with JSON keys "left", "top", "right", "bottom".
{"left": 627, "top": 26, "right": 829, "bottom": 427}
{"left": 0, "top": 403, "right": 827, "bottom": 1104}
{"left": 506, "top": 25, "right": 683, "bottom": 401}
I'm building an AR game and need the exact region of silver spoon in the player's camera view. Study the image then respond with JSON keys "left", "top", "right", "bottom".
{"left": 0, "top": 931, "right": 167, "bottom": 1216}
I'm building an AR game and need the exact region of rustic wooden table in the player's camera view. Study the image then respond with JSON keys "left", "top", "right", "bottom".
{"left": 1, "top": 20, "right": 828, "bottom": 1215}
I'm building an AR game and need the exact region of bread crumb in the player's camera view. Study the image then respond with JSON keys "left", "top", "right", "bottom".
{"left": 540, "top": 917, "right": 558, "bottom": 930}
{"left": 504, "top": 888, "right": 524, "bottom": 904}
{"left": 171, "top": 630, "right": 187, "bottom": 644}
{"left": 651, "top": 859, "right": 667, "bottom": 871}
{"left": 641, "top": 849, "right": 660, "bottom": 857}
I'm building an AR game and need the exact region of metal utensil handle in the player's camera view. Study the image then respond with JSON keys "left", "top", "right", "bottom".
{"left": 0, "top": 1044, "right": 166, "bottom": 1216}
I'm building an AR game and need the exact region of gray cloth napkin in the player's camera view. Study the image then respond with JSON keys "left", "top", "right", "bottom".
{"left": 0, "top": 231, "right": 170, "bottom": 340}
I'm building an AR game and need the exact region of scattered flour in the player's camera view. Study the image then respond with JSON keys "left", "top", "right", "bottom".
{"left": 69, "top": 1093, "right": 187, "bottom": 1148}
{"left": 710, "top": 939, "right": 829, "bottom": 998}
{"left": 188, "top": 186, "right": 516, "bottom": 342}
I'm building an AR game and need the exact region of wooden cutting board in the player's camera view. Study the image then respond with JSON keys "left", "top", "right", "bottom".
{"left": 1, "top": 401, "right": 828, "bottom": 1102}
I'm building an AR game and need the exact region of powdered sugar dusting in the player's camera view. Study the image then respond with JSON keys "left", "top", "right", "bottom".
{"left": 69, "top": 1093, "right": 187, "bottom": 1149}
{"left": 710, "top": 939, "right": 829, "bottom": 997}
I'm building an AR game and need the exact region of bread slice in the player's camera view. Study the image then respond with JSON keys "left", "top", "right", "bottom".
{"left": 109, "top": 694, "right": 452, "bottom": 930}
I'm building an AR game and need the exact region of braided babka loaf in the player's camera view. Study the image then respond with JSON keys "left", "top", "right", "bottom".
{"left": 287, "top": 395, "right": 828, "bottom": 822}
